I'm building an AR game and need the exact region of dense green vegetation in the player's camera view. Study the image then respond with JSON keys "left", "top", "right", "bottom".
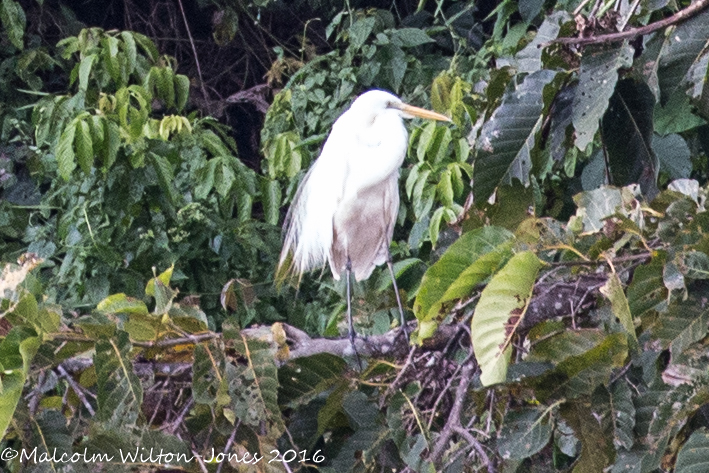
{"left": 1, "top": 0, "right": 709, "bottom": 471}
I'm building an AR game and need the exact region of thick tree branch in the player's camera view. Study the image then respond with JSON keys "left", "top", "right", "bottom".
{"left": 548, "top": 0, "right": 709, "bottom": 47}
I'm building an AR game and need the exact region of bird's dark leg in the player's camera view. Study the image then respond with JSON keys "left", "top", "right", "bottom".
{"left": 346, "top": 258, "right": 362, "bottom": 369}
{"left": 387, "top": 254, "right": 409, "bottom": 341}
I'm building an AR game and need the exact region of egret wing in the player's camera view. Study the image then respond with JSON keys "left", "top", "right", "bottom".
{"left": 330, "top": 173, "right": 400, "bottom": 281}
{"left": 278, "top": 125, "right": 351, "bottom": 281}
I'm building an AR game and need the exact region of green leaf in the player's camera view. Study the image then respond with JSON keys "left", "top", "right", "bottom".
{"left": 330, "top": 391, "right": 388, "bottom": 471}
{"left": 679, "top": 251, "right": 709, "bottom": 279}
{"left": 600, "top": 273, "right": 637, "bottom": 343}
{"left": 120, "top": 31, "right": 137, "bottom": 75}
{"left": 653, "top": 91, "right": 706, "bottom": 134}
{"left": 415, "top": 226, "right": 515, "bottom": 342}
{"left": 571, "top": 187, "right": 622, "bottom": 233}
{"left": 531, "top": 331, "right": 629, "bottom": 399}
{"left": 224, "top": 326, "right": 284, "bottom": 435}
{"left": 0, "top": 0, "right": 26, "bottom": 50}
{"left": 654, "top": 133, "right": 692, "bottom": 179}
{"left": 648, "top": 295, "right": 709, "bottom": 361}
{"left": 562, "top": 398, "right": 616, "bottom": 472}
{"left": 12, "top": 293, "right": 60, "bottom": 335}
{"left": 215, "top": 157, "right": 236, "bottom": 197}
{"left": 123, "top": 312, "right": 160, "bottom": 341}
{"left": 78, "top": 53, "right": 97, "bottom": 92}
{"left": 195, "top": 159, "right": 217, "bottom": 200}
{"left": 515, "top": 12, "right": 569, "bottom": 73}
{"left": 103, "top": 120, "right": 120, "bottom": 169}
{"left": 97, "top": 293, "right": 149, "bottom": 316}
{"left": 657, "top": 10, "right": 709, "bottom": 105}
{"left": 0, "top": 330, "right": 38, "bottom": 438}
{"left": 174, "top": 74, "right": 190, "bottom": 111}
{"left": 349, "top": 17, "right": 376, "bottom": 50}
{"left": 675, "top": 428, "right": 709, "bottom": 473}
{"left": 573, "top": 43, "right": 634, "bottom": 151}
{"left": 132, "top": 31, "right": 159, "bottom": 62}
{"left": 278, "top": 354, "right": 347, "bottom": 408}
{"left": 75, "top": 119, "right": 94, "bottom": 175}
{"left": 262, "top": 178, "right": 281, "bottom": 226}
{"left": 497, "top": 407, "right": 552, "bottom": 460}
{"left": 472, "top": 251, "right": 543, "bottom": 386}
{"left": 56, "top": 120, "right": 77, "bottom": 180}
{"left": 31, "top": 410, "right": 73, "bottom": 463}
{"left": 473, "top": 69, "right": 557, "bottom": 203}
{"left": 601, "top": 79, "right": 658, "bottom": 197}
{"left": 149, "top": 152, "right": 179, "bottom": 205}
{"left": 610, "top": 381, "right": 636, "bottom": 450}
{"left": 391, "top": 27, "right": 434, "bottom": 47}
{"left": 519, "top": 0, "right": 544, "bottom": 23}
{"left": 379, "top": 44, "right": 407, "bottom": 92}
{"left": 627, "top": 256, "right": 667, "bottom": 319}
{"left": 94, "top": 332, "right": 143, "bottom": 428}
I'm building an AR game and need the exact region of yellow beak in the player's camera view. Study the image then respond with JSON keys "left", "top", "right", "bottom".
{"left": 394, "top": 103, "right": 452, "bottom": 122}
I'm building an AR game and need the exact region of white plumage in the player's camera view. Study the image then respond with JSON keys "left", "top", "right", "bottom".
{"left": 277, "top": 89, "right": 449, "bottom": 351}
{"left": 278, "top": 89, "right": 450, "bottom": 283}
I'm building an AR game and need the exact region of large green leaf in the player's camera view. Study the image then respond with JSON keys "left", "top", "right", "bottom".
{"left": 657, "top": 9, "right": 709, "bottom": 105}
{"left": 529, "top": 330, "right": 629, "bottom": 400}
{"left": 278, "top": 354, "right": 347, "bottom": 409}
{"left": 601, "top": 79, "right": 658, "bottom": 197}
{"left": 497, "top": 407, "right": 552, "bottom": 460}
{"left": 572, "top": 43, "right": 634, "bottom": 151}
{"left": 94, "top": 331, "right": 143, "bottom": 428}
{"left": 472, "top": 250, "right": 542, "bottom": 386}
{"left": 0, "top": 328, "right": 39, "bottom": 439}
{"left": 329, "top": 391, "right": 388, "bottom": 472}
{"left": 627, "top": 256, "right": 667, "bottom": 319}
{"left": 473, "top": 69, "right": 557, "bottom": 203}
{"left": 56, "top": 121, "right": 77, "bottom": 180}
{"left": 30, "top": 410, "right": 73, "bottom": 465}
{"left": 414, "top": 226, "right": 514, "bottom": 341}
{"left": 654, "top": 133, "right": 692, "bottom": 180}
{"left": 0, "top": 0, "right": 26, "bottom": 50}
{"left": 515, "top": 11, "right": 570, "bottom": 73}
{"left": 647, "top": 296, "right": 709, "bottom": 361}
{"left": 675, "top": 428, "right": 709, "bottom": 473}
{"left": 600, "top": 273, "right": 637, "bottom": 343}
{"left": 224, "top": 324, "right": 284, "bottom": 436}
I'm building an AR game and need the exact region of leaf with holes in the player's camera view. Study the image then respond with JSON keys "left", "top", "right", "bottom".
{"left": 472, "top": 250, "right": 542, "bottom": 386}
{"left": 473, "top": 69, "right": 557, "bottom": 203}
{"left": 94, "top": 332, "right": 143, "bottom": 429}
{"left": 573, "top": 43, "right": 633, "bottom": 151}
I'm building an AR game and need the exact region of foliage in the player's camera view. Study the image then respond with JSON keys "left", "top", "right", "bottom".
{"left": 2, "top": 0, "right": 709, "bottom": 471}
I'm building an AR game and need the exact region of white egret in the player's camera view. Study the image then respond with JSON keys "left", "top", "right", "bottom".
{"left": 277, "top": 90, "right": 450, "bottom": 354}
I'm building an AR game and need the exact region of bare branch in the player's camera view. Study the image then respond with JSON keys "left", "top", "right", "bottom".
{"left": 548, "top": 0, "right": 709, "bottom": 47}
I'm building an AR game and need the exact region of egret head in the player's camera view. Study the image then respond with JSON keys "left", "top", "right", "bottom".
{"left": 350, "top": 90, "right": 451, "bottom": 122}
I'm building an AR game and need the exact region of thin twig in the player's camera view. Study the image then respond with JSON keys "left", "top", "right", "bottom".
{"left": 384, "top": 345, "right": 418, "bottom": 402}
{"left": 547, "top": 0, "right": 709, "bottom": 46}
{"left": 430, "top": 363, "right": 475, "bottom": 463}
{"left": 452, "top": 426, "right": 495, "bottom": 473}
{"left": 215, "top": 421, "right": 241, "bottom": 473}
{"left": 619, "top": 0, "right": 643, "bottom": 30}
{"left": 57, "top": 365, "right": 95, "bottom": 416}
{"left": 176, "top": 0, "right": 209, "bottom": 100}
{"left": 549, "top": 252, "right": 651, "bottom": 267}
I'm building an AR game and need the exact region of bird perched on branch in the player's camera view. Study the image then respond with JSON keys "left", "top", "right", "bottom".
{"left": 277, "top": 89, "right": 450, "bottom": 358}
